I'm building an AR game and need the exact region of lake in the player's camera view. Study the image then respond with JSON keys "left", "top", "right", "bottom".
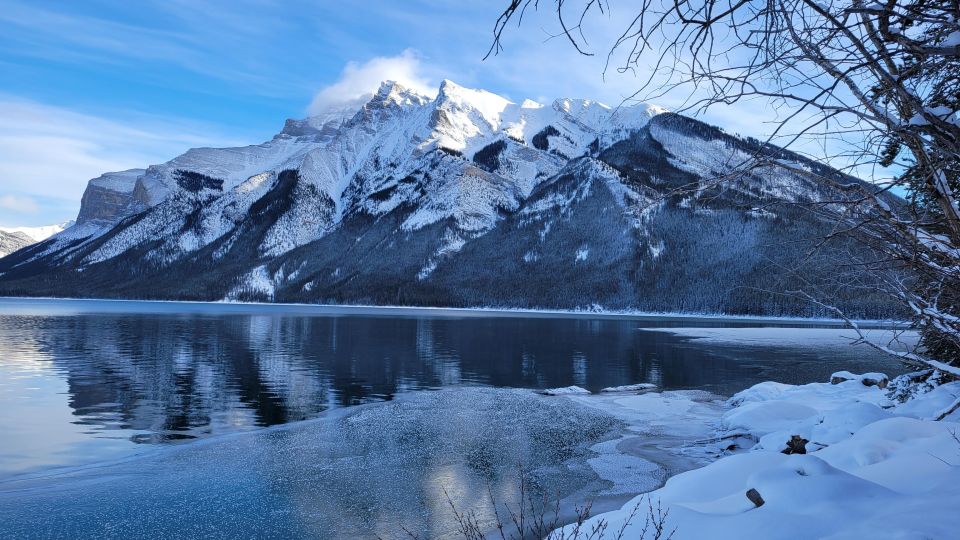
{"left": 0, "top": 298, "right": 910, "bottom": 539}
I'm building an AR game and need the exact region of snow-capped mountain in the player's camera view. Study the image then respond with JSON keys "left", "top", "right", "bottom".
{"left": 0, "top": 231, "right": 32, "bottom": 259}
{"left": 0, "top": 220, "right": 74, "bottom": 242}
{"left": 0, "top": 81, "right": 898, "bottom": 317}
{"left": 0, "top": 221, "right": 74, "bottom": 258}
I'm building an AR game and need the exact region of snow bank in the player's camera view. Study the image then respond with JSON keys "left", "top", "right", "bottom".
{"left": 542, "top": 385, "right": 591, "bottom": 396}
{"left": 600, "top": 383, "right": 657, "bottom": 393}
{"left": 552, "top": 372, "right": 960, "bottom": 539}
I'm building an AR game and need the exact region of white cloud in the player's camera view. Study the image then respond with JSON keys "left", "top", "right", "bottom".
{"left": 0, "top": 97, "right": 244, "bottom": 226}
{"left": 307, "top": 49, "right": 437, "bottom": 115}
{"left": 0, "top": 195, "right": 39, "bottom": 214}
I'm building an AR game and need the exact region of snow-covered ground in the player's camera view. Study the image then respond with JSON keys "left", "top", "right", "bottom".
{"left": 553, "top": 371, "right": 960, "bottom": 539}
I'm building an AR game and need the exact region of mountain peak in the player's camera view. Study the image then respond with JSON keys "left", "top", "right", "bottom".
{"left": 436, "top": 79, "right": 511, "bottom": 111}
{"left": 285, "top": 81, "right": 432, "bottom": 138}
{"left": 368, "top": 80, "right": 431, "bottom": 109}
{"left": 436, "top": 78, "right": 459, "bottom": 94}
{"left": 432, "top": 80, "right": 513, "bottom": 142}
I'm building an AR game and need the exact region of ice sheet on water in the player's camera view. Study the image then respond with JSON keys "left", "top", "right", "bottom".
{"left": 586, "top": 438, "right": 664, "bottom": 495}
{"left": 648, "top": 327, "right": 918, "bottom": 350}
{"left": 565, "top": 390, "right": 728, "bottom": 497}
{"left": 0, "top": 388, "right": 626, "bottom": 540}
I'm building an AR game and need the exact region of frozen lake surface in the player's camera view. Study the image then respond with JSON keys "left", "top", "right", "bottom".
{"left": 0, "top": 298, "right": 911, "bottom": 538}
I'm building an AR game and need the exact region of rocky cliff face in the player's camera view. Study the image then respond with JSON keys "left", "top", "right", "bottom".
{"left": 0, "top": 80, "right": 900, "bottom": 317}
{"left": 76, "top": 169, "right": 145, "bottom": 225}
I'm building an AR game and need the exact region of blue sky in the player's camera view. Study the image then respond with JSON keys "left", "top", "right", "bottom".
{"left": 0, "top": 0, "right": 817, "bottom": 226}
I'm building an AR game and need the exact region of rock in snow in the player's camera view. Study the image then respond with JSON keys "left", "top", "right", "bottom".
{"left": 830, "top": 370, "right": 889, "bottom": 388}
{"left": 551, "top": 372, "right": 960, "bottom": 539}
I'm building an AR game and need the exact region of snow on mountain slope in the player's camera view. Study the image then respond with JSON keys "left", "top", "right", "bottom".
{"left": 57, "top": 79, "right": 664, "bottom": 266}
{"left": 0, "top": 231, "right": 32, "bottom": 259}
{"left": 0, "top": 221, "right": 75, "bottom": 261}
{"left": 647, "top": 117, "right": 820, "bottom": 205}
{"left": 134, "top": 135, "right": 318, "bottom": 206}
{"left": 426, "top": 79, "right": 512, "bottom": 155}
{"left": 0, "top": 79, "right": 900, "bottom": 317}
{"left": 83, "top": 170, "right": 284, "bottom": 266}
{"left": 0, "top": 221, "right": 74, "bottom": 242}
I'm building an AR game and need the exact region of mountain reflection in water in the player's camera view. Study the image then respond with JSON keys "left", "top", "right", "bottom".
{"left": 0, "top": 299, "right": 907, "bottom": 477}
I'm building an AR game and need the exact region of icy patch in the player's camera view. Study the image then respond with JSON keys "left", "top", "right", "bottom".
{"left": 561, "top": 390, "right": 727, "bottom": 502}
{"left": 575, "top": 247, "right": 589, "bottom": 262}
{"left": 586, "top": 438, "right": 664, "bottom": 496}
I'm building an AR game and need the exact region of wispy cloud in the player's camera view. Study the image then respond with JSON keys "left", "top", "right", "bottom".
{"left": 308, "top": 50, "right": 438, "bottom": 114}
{"left": 0, "top": 97, "right": 244, "bottom": 226}
{"left": 0, "top": 195, "right": 39, "bottom": 214}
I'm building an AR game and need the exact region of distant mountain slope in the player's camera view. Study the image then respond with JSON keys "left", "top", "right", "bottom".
{"left": 0, "top": 81, "right": 899, "bottom": 317}
{"left": 0, "top": 231, "right": 32, "bottom": 259}
{"left": 0, "top": 221, "right": 74, "bottom": 242}
{"left": 0, "top": 221, "right": 73, "bottom": 258}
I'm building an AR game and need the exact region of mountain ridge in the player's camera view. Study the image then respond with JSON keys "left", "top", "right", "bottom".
{"left": 0, "top": 80, "right": 898, "bottom": 318}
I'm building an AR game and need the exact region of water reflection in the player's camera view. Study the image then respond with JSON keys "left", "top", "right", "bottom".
{"left": 0, "top": 387, "right": 621, "bottom": 540}
{"left": 0, "top": 301, "right": 906, "bottom": 477}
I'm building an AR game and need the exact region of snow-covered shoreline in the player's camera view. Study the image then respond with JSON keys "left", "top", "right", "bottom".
{"left": 553, "top": 371, "right": 960, "bottom": 539}
{"left": 0, "top": 296, "right": 909, "bottom": 327}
